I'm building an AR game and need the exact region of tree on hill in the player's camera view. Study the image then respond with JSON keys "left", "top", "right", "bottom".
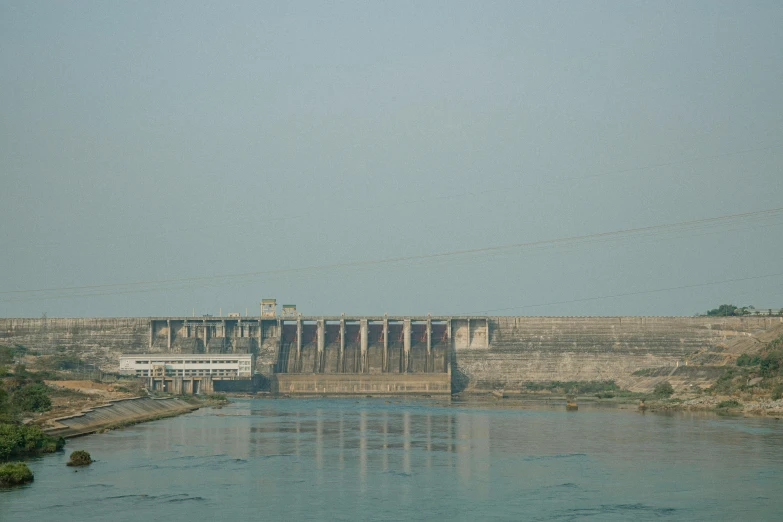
{"left": 706, "top": 304, "right": 753, "bottom": 316}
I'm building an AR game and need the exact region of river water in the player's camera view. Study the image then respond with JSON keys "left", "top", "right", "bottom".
{"left": 2, "top": 399, "right": 782, "bottom": 521}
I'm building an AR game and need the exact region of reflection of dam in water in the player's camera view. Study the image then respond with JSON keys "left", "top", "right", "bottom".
{"left": 223, "top": 400, "right": 492, "bottom": 487}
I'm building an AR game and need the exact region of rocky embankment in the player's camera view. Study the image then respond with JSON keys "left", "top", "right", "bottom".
{"left": 672, "top": 396, "right": 783, "bottom": 416}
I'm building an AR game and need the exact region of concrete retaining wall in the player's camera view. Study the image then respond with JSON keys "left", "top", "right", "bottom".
{"left": 44, "top": 397, "right": 199, "bottom": 438}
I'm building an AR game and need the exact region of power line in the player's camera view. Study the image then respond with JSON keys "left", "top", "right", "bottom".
{"left": 2, "top": 206, "right": 782, "bottom": 302}
{"left": 467, "top": 272, "right": 783, "bottom": 314}
{"left": 4, "top": 142, "right": 781, "bottom": 251}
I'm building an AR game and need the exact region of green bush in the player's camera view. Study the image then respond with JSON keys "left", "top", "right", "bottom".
{"left": 38, "top": 354, "right": 86, "bottom": 371}
{"left": 759, "top": 349, "right": 783, "bottom": 378}
{"left": 709, "top": 336, "right": 783, "bottom": 396}
{"left": 0, "top": 462, "right": 33, "bottom": 488}
{"left": 67, "top": 450, "right": 92, "bottom": 466}
{"left": 717, "top": 399, "right": 741, "bottom": 409}
{"left": 653, "top": 381, "right": 674, "bottom": 398}
{"left": 0, "top": 424, "right": 22, "bottom": 459}
{"left": 27, "top": 370, "right": 61, "bottom": 381}
{"left": 0, "top": 345, "right": 28, "bottom": 364}
{"left": 736, "top": 354, "right": 761, "bottom": 366}
{"left": 0, "top": 423, "right": 65, "bottom": 459}
{"left": 771, "top": 384, "right": 783, "bottom": 401}
{"left": 522, "top": 380, "right": 621, "bottom": 394}
{"left": 13, "top": 383, "right": 51, "bottom": 413}
{"left": 710, "top": 367, "right": 741, "bottom": 394}
{"left": 0, "top": 388, "right": 15, "bottom": 423}
{"left": 0, "top": 347, "right": 14, "bottom": 365}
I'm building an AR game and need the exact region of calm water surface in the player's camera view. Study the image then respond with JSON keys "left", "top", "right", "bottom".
{"left": 2, "top": 399, "right": 782, "bottom": 521}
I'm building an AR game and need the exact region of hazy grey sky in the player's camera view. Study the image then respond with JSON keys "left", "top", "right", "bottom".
{"left": 1, "top": 1, "right": 782, "bottom": 318}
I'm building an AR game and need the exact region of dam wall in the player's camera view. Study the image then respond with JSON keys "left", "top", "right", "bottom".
{"left": 454, "top": 316, "right": 783, "bottom": 392}
{"left": 0, "top": 317, "right": 269, "bottom": 372}
{"left": 0, "top": 317, "right": 149, "bottom": 369}
{"left": 3, "top": 315, "right": 782, "bottom": 394}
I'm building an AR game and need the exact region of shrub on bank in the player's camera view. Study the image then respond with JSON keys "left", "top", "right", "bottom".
{"left": 710, "top": 367, "right": 741, "bottom": 394}
{"left": 734, "top": 339, "right": 783, "bottom": 375}
{"left": 522, "top": 380, "right": 621, "bottom": 395}
{"left": 712, "top": 336, "right": 783, "bottom": 397}
{"left": 0, "top": 462, "right": 33, "bottom": 488}
{"left": 0, "top": 423, "right": 66, "bottom": 459}
{"left": 736, "top": 353, "right": 760, "bottom": 366}
{"left": 717, "top": 399, "right": 741, "bottom": 409}
{"left": 632, "top": 368, "right": 655, "bottom": 376}
{"left": 653, "top": 381, "right": 674, "bottom": 398}
{"left": 0, "top": 345, "right": 27, "bottom": 365}
{"left": 67, "top": 450, "right": 92, "bottom": 466}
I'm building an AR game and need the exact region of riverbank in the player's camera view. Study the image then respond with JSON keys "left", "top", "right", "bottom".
{"left": 643, "top": 395, "right": 783, "bottom": 417}
{"left": 449, "top": 391, "right": 783, "bottom": 417}
{"left": 42, "top": 396, "right": 223, "bottom": 438}
{"left": 7, "top": 396, "right": 783, "bottom": 520}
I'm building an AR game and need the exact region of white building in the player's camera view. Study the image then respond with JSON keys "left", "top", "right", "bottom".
{"left": 119, "top": 354, "right": 254, "bottom": 378}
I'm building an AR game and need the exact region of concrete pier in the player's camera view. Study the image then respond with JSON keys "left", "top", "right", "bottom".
{"left": 383, "top": 316, "right": 388, "bottom": 373}
{"left": 403, "top": 319, "right": 411, "bottom": 373}
{"left": 360, "top": 318, "right": 368, "bottom": 373}
{"left": 339, "top": 318, "right": 345, "bottom": 373}
{"left": 426, "top": 317, "right": 432, "bottom": 372}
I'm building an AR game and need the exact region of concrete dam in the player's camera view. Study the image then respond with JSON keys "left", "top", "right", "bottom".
{"left": 2, "top": 315, "right": 782, "bottom": 396}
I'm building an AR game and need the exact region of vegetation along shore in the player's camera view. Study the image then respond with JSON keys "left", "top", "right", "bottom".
{"left": 0, "top": 343, "right": 227, "bottom": 487}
